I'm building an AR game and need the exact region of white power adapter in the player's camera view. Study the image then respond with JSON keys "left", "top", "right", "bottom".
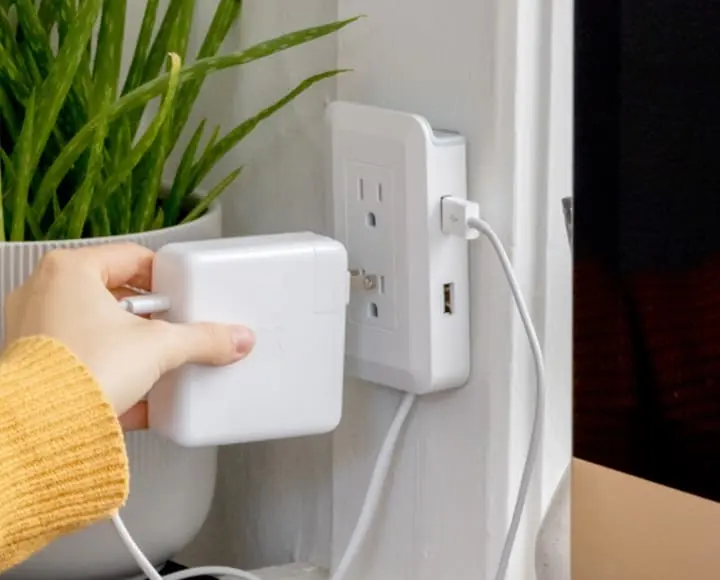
{"left": 327, "top": 101, "right": 471, "bottom": 394}
{"left": 143, "top": 232, "right": 349, "bottom": 447}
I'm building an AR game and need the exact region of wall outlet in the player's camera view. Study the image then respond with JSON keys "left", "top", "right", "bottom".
{"left": 327, "top": 101, "right": 471, "bottom": 394}
{"left": 346, "top": 161, "right": 396, "bottom": 331}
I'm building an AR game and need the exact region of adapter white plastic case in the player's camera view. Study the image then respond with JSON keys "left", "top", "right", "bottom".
{"left": 327, "top": 101, "right": 471, "bottom": 394}
{"left": 146, "top": 232, "right": 349, "bottom": 447}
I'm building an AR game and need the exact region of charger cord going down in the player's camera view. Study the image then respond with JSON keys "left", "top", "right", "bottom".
{"left": 112, "top": 512, "right": 263, "bottom": 580}
{"left": 471, "top": 213, "right": 545, "bottom": 580}
{"left": 112, "top": 385, "right": 415, "bottom": 580}
{"left": 442, "top": 196, "right": 546, "bottom": 580}
{"left": 330, "top": 392, "right": 416, "bottom": 580}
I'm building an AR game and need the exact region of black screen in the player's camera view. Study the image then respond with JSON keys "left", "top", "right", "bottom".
{"left": 574, "top": 0, "right": 720, "bottom": 502}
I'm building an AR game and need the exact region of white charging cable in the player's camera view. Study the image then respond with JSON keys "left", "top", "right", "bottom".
{"left": 438, "top": 195, "right": 546, "bottom": 580}
{"left": 111, "top": 395, "right": 416, "bottom": 580}
{"left": 469, "top": 215, "right": 545, "bottom": 580}
{"left": 330, "top": 392, "right": 416, "bottom": 580}
{"left": 112, "top": 513, "right": 263, "bottom": 580}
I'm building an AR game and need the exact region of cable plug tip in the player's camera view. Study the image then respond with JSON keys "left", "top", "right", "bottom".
{"left": 440, "top": 196, "right": 481, "bottom": 239}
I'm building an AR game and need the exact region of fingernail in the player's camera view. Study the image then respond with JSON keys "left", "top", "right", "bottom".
{"left": 232, "top": 326, "right": 255, "bottom": 357}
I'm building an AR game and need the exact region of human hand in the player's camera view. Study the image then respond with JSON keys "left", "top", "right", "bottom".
{"left": 4, "top": 244, "right": 255, "bottom": 429}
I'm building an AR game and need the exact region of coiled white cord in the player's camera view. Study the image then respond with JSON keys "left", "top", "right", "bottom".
{"left": 112, "top": 393, "right": 416, "bottom": 580}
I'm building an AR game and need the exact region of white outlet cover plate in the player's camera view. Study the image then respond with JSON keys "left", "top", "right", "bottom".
{"left": 326, "top": 101, "right": 471, "bottom": 394}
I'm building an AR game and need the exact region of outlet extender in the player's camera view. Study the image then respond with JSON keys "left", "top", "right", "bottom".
{"left": 327, "top": 101, "right": 471, "bottom": 394}
{"left": 145, "top": 232, "right": 349, "bottom": 447}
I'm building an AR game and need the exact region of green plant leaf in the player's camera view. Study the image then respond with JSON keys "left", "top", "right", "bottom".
{"left": 91, "top": 0, "right": 127, "bottom": 224}
{"left": 197, "top": 0, "right": 243, "bottom": 60}
{"left": 17, "top": 41, "right": 42, "bottom": 86}
{"left": 144, "top": 0, "right": 195, "bottom": 147}
{"left": 130, "top": 101, "right": 174, "bottom": 233}
{"left": 126, "top": 0, "right": 188, "bottom": 135}
{"left": 88, "top": 207, "right": 111, "bottom": 238}
{"left": 0, "top": 6, "right": 33, "bottom": 86}
{"left": 204, "top": 124, "right": 221, "bottom": 154}
{"left": 56, "top": 1, "right": 72, "bottom": 46}
{"left": 43, "top": 0, "right": 90, "bottom": 95}
{"left": 9, "top": 89, "right": 34, "bottom": 241}
{"left": 181, "top": 166, "right": 243, "bottom": 224}
{"left": 46, "top": 52, "right": 184, "bottom": 237}
{"left": 19, "top": 0, "right": 91, "bottom": 113}
{"left": 37, "top": 0, "right": 57, "bottom": 32}
{"left": 164, "top": 118, "right": 206, "bottom": 226}
{"left": 14, "top": 0, "right": 89, "bottom": 139}
{"left": 0, "top": 145, "right": 42, "bottom": 241}
{"left": 70, "top": 3, "right": 95, "bottom": 101}
{"left": 0, "top": 42, "right": 31, "bottom": 103}
{"left": 171, "top": 0, "right": 196, "bottom": 64}
{"left": 30, "top": 0, "right": 101, "bottom": 173}
{"left": 103, "top": 52, "right": 182, "bottom": 211}
{"left": 150, "top": 207, "right": 165, "bottom": 230}
{"left": 142, "top": 0, "right": 187, "bottom": 81}
{"left": 111, "top": 119, "right": 134, "bottom": 234}
{"left": 66, "top": 89, "right": 111, "bottom": 239}
{"left": 93, "top": 0, "right": 126, "bottom": 106}
{"left": 31, "top": 16, "right": 358, "bottom": 220}
{"left": 0, "top": 148, "right": 14, "bottom": 190}
{"left": 169, "top": 0, "right": 242, "bottom": 149}
{"left": 25, "top": 213, "right": 43, "bottom": 240}
{"left": 121, "top": 0, "right": 159, "bottom": 96}
{"left": 187, "top": 69, "right": 345, "bottom": 195}
{"left": 14, "top": 0, "right": 52, "bottom": 74}
{"left": 0, "top": 85, "right": 19, "bottom": 140}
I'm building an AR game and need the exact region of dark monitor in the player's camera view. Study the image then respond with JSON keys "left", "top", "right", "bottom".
{"left": 573, "top": 1, "right": 720, "bottom": 575}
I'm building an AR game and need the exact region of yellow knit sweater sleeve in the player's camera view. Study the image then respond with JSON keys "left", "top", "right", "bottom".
{"left": 0, "top": 336, "right": 129, "bottom": 571}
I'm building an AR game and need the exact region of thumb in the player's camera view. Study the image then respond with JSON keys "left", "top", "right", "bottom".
{"left": 153, "top": 320, "right": 255, "bottom": 371}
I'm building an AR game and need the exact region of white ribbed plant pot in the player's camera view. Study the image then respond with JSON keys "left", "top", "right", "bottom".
{"left": 1, "top": 205, "right": 222, "bottom": 580}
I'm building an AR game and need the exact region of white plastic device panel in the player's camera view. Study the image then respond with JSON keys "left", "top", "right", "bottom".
{"left": 147, "top": 232, "right": 349, "bottom": 447}
{"left": 327, "top": 101, "right": 471, "bottom": 394}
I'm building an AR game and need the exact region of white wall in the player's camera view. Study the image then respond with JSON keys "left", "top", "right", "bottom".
{"left": 171, "top": 0, "right": 572, "bottom": 578}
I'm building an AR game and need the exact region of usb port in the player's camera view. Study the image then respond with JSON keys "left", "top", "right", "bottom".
{"left": 443, "top": 283, "right": 454, "bottom": 315}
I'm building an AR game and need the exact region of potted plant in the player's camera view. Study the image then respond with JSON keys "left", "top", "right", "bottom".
{"left": 0, "top": 1, "right": 355, "bottom": 578}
